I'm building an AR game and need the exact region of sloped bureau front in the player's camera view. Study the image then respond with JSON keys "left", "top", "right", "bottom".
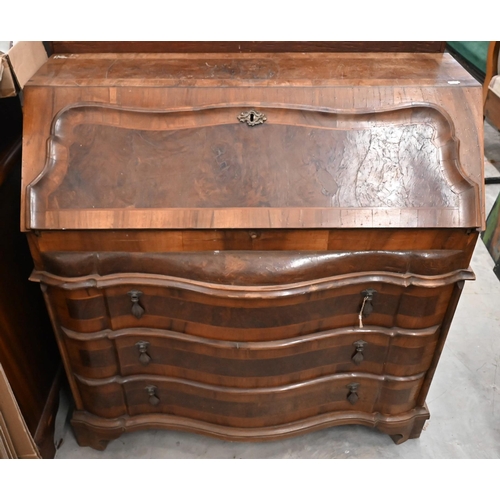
{"left": 28, "top": 104, "right": 479, "bottom": 229}
{"left": 22, "top": 52, "right": 484, "bottom": 451}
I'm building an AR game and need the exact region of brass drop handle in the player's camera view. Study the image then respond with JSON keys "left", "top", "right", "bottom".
{"left": 346, "top": 383, "right": 360, "bottom": 405}
{"left": 146, "top": 385, "right": 160, "bottom": 406}
{"left": 352, "top": 340, "right": 367, "bottom": 365}
{"left": 128, "top": 290, "right": 145, "bottom": 319}
{"left": 358, "top": 289, "right": 376, "bottom": 328}
{"left": 136, "top": 341, "right": 151, "bottom": 366}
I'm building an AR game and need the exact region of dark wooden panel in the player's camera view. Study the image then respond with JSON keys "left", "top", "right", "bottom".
{"left": 0, "top": 151, "right": 59, "bottom": 427}
{"left": 29, "top": 228, "right": 479, "bottom": 255}
{"left": 0, "top": 98, "right": 60, "bottom": 455}
{"left": 0, "top": 97, "right": 23, "bottom": 186}
{"left": 50, "top": 41, "right": 446, "bottom": 54}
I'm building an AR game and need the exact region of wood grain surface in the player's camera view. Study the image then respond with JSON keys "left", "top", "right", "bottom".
{"left": 73, "top": 371, "right": 425, "bottom": 423}
{"left": 36, "top": 272, "right": 461, "bottom": 340}
{"left": 38, "top": 249, "right": 471, "bottom": 281}
{"left": 21, "top": 51, "right": 482, "bottom": 449}
{"left": 69, "top": 405, "right": 431, "bottom": 449}
{"left": 27, "top": 228, "right": 479, "bottom": 256}
{"left": 50, "top": 42, "right": 446, "bottom": 54}
{"left": 28, "top": 53, "right": 475, "bottom": 87}
{"left": 60, "top": 324, "right": 440, "bottom": 383}
{"left": 27, "top": 103, "right": 479, "bottom": 230}
{"left": 21, "top": 53, "right": 485, "bottom": 231}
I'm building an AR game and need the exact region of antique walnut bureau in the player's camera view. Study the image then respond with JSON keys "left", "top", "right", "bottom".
{"left": 21, "top": 51, "right": 484, "bottom": 450}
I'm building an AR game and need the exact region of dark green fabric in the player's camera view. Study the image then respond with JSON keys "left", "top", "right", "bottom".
{"left": 447, "top": 41, "right": 489, "bottom": 74}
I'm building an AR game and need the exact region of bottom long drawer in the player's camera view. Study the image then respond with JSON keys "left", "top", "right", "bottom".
{"left": 74, "top": 372, "right": 425, "bottom": 427}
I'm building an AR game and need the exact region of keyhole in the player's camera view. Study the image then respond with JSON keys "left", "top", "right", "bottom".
{"left": 249, "top": 112, "right": 255, "bottom": 122}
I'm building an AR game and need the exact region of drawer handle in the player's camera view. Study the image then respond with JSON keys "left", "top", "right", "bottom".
{"left": 358, "top": 289, "right": 376, "bottom": 328}
{"left": 346, "top": 383, "right": 360, "bottom": 405}
{"left": 145, "top": 385, "right": 160, "bottom": 406}
{"left": 128, "top": 290, "right": 145, "bottom": 319}
{"left": 136, "top": 341, "right": 151, "bottom": 366}
{"left": 352, "top": 340, "right": 367, "bottom": 365}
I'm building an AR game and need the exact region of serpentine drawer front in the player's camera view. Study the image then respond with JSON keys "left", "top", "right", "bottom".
{"left": 22, "top": 52, "right": 483, "bottom": 450}
{"left": 60, "top": 325, "right": 441, "bottom": 383}
{"left": 74, "top": 373, "right": 426, "bottom": 423}
{"left": 38, "top": 272, "right": 462, "bottom": 337}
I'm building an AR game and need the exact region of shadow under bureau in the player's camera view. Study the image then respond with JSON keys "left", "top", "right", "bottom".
{"left": 21, "top": 52, "right": 484, "bottom": 450}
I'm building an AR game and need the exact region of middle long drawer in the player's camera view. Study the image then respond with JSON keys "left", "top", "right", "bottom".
{"left": 61, "top": 325, "right": 439, "bottom": 387}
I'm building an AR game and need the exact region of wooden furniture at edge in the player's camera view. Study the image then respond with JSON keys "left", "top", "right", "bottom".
{"left": 21, "top": 51, "right": 484, "bottom": 450}
{"left": 0, "top": 96, "right": 60, "bottom": 459}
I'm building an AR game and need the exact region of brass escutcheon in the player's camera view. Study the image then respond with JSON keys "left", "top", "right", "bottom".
{"left": 238, "top": 109, "right": 267, "bottom": 126}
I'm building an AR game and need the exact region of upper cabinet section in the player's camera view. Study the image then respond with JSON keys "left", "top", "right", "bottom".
{"left": 22, "top": 53, "right": 484, "bottom": 230}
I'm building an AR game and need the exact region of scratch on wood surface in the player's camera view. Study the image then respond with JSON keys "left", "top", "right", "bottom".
{"left": 105, "top": 59, "right": 118, "bottom": 79}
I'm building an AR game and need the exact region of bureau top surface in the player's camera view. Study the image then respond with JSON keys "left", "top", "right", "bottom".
{"left": 27, "top": 52, "right": 478, "bottom": 88}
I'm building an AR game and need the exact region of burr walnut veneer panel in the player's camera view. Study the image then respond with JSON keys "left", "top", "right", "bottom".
{"left": 22, "top": 52, "right": 483, "bottom": 450}
{"left": 28, "top": 104, "right": 478, "bottom": 229}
